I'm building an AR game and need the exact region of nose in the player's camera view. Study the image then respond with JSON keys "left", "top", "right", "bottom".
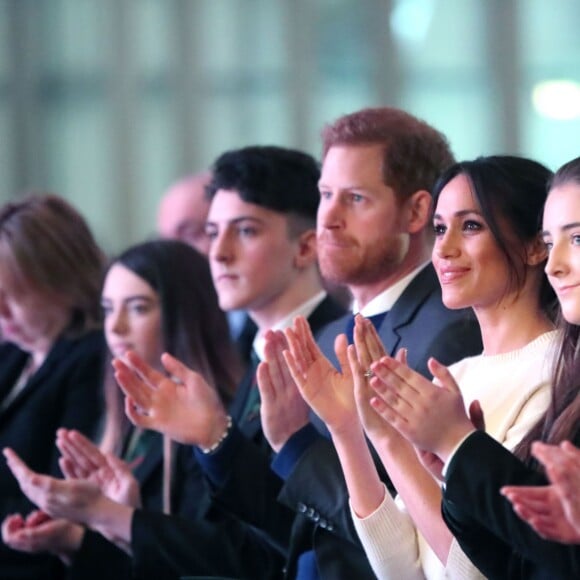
{"left": 210, "top": 229, "right": 233, "bottom": 264}
{"left": 434, "top": 228, "right": 460, "bottom": 259}
{"left": 545, "top": 241, "right": 568, "bottom": 278}
{"left": 318, "top": 193, "right": 343, "bottom": 230}
{"left": 107, "top": 307, "right": 128, "bottom": 336}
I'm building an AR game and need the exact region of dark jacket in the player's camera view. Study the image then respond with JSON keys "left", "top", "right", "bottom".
{"left": 0, "top": 330, "right": 105, "bottom": 580}
{"left": 443, "top": 430, "right": 580, "bottom": 580}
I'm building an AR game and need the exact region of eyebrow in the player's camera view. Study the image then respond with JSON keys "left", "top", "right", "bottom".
{"left": 101, "top": 295, "right": 156, "bottom": 304}
{"left": 541, "top": 222, "right": 580, "bottom": 237}
{"left": 205, "top": 216, "right": 266, "bottom": 228}
{"left": 433, "top": 209, "right": 483, "bottom": 220}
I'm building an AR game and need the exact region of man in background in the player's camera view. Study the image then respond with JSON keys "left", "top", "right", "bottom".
{"left": 157, "top": 171, "right": 212, "bottom": 255}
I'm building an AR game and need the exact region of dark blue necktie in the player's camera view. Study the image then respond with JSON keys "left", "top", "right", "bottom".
{"left": 345, "top": 310, "right": 388, "bottom": 343}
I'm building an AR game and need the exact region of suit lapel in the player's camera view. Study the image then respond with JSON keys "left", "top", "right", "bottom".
{"left": 378, "top": 264, "right": 438, "bottom": 356}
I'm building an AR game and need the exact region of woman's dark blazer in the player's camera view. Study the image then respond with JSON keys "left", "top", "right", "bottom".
{"left": 0, "top": 330, "right": 105, "bottom": 580}
{"left": 442, "top": 430, "right": 580, "bottom": 580}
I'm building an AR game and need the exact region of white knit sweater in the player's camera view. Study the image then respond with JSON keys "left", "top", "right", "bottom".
{"left": 352, "top": 330, "right": 558, "bottom": 580}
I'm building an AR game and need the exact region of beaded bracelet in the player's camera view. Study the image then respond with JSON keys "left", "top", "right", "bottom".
{"left": 200, "top": 414, "right": 233, "bottom": 454}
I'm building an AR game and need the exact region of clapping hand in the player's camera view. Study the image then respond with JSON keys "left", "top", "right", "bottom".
{"left": 56, "top": 429, "right": 141, "bottom": 508}
{"left": 501, "top": 441, "right": 580, "bottom": 544}
{"left": 283, "top": 316, "right": 356, "bottom": 437}
{"left": 366, "top": 356, "right": 475, "bottom": 462}
{"left": 2, "top": 509, "right": 83, "bottom": 563}
{"left": 114, "top": 350, "right": 229, "bottom": 449}
{"left": 256, "top": 330, "right": 310, "bottom": 452}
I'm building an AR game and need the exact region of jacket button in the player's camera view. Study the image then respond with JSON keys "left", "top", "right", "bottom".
{"left": 297, "top": 502, "right": 307, "bottom": 513}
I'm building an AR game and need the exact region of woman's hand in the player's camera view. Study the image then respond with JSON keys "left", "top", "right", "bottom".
{"left": 57, "top": 429, "right": 141, "bottom": 508}
{"left": 367, "top": 356, "right": 475, "bottom": 462}
{"left": 114, "top": 350, "right": 228, "bottom": 448}
{"left": 2, "top": 510, "right": 84, "bottom": 564}
{"left": 502, "top": 441, "right": 580, "bottom": 543}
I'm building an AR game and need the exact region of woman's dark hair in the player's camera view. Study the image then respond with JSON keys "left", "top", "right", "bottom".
{"left": 100, "top": 239, "right": 241, "bottom": 453}
{"left": 432, "top": 155, "right": 556, "bottom": 317}
{"left": 514, "top": 156, "right": 580, "bottom": 463}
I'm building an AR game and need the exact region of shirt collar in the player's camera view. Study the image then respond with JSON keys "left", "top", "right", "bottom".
{"left": 354, "top": 261, "right": 430, "bottom": 317}
{"left": 252, "top": 290, "right": 327, "bottom": 361}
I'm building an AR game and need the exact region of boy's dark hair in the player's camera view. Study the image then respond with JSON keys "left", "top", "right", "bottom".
{"left": 206, "top": 145, "right": 320, "bottom": 232}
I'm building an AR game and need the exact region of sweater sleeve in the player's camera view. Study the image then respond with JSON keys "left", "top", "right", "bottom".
{"left": 445, "top": 537, "right": 487, "bottom": 580}
{"left": 350, "top": 484, "right": 425, "bottom": 580}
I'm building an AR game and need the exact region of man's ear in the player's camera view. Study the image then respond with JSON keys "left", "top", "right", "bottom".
{"left": 405, "top": 190, "right": 433, "bottom": 234}
{"left": 526, "top": 234, "right": 549, "bottom": 266}
{"left": 294, "top": 229, "right": 318, "bottom": 269}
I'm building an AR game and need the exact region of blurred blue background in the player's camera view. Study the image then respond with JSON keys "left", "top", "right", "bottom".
{"left": 1, "top": 0, "right": 579, "bottom": 253}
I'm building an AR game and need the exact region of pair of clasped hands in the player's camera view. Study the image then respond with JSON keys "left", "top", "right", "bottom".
{"left": 4, "top": 315, "right": 579, "bottom": 560}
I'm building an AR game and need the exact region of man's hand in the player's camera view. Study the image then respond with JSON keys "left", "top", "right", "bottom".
{"left": 283, "top": 316, "right": 357, "bottom": 437}
{"left": 114, "top": 350, "right": 228, "bottom": 448}
{"left": 256, "top": 330, "right": 309, "bottom": 452}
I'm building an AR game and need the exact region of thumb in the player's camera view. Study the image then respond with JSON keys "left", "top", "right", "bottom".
{"left": 468, "top": 400, "right": 486, "bottom": 431}
{"left": 3, "top": 448, "right": 32, "bottom": 481}
{"left": 428, "top": 358, "right": 459, "bottom": 392}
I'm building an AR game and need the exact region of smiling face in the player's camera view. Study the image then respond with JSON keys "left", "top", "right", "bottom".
{"left": 432, "top": 173, "right": 515, "bottom": 312}
{"left": 542, "top": 183, "right": 580, "bottom": 325}
{"left": 206, "top": 190, "right": 305, "bottom": 323}
{"left": 317, "top": 145, "right": 411, "bottom": 293}
{"left": 101, "top": 263, "right": 163, "bottom": 366}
